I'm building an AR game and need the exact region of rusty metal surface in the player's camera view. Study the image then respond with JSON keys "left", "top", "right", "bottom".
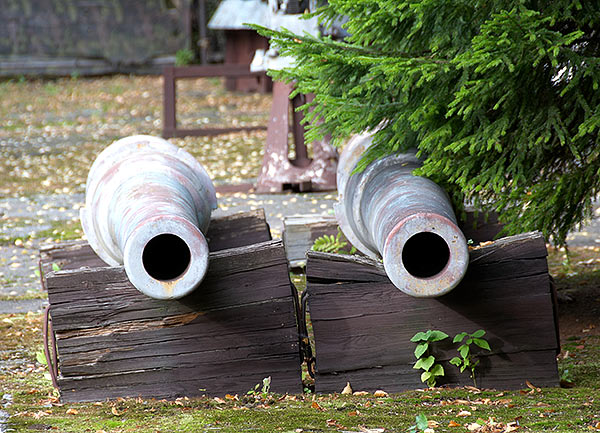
{"left": 335, "top": 132, "right": 468, "bottom": 298}
{"left": 255, "top": 80, "right": 338, "bottom": 192}
{"left": 80, "top": 135, "right": 217, "bottom": 300}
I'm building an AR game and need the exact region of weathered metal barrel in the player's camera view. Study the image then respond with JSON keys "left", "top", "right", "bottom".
{"left": 335, "top": 132, "right": 469, "bottom": 297}
{"left": 80, "top": 135, "right": 217, "bottom": 300}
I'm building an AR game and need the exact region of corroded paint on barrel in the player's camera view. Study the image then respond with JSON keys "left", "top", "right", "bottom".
{"left": 80, "top": 135, "right": 217, "bottom": 300}
{"left": 335, "top": 132, "right": 468, "bottom": 297}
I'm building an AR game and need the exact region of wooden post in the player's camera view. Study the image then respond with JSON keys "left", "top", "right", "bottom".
{"left": 197, "top": 0, "right": 208, "bottom": 65}
{"left": 162, "top": 66, "right": 177, "bottom": 138}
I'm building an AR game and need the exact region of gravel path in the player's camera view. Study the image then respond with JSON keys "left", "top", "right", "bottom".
{"left": 0, "top": 190, "right": 338, "bottom": 303}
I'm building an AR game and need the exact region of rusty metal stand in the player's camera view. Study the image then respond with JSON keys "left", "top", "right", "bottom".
{"left": 255, "top": 81, "right": 337, "bottom": 193}
{"left": 162, "top": 65, "right": 268, "bottom": 138}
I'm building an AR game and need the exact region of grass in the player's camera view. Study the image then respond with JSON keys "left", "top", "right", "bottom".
{"left": 1, "top": 336, "right": 599, "bottom": 433}
{"left": 0, "top": 219, "right": 82, "bottom": 246}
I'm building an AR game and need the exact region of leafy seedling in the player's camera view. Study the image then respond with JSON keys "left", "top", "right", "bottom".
{"left": 408, "top": 413, "right": 429, "bottom": 433}
{"left": 247, "top": 376, "right": 272, "bottom": 398}
{"left": 411, "top": 330, "right": 448, "bottom": 387}
{"left": 311, "top": 230, "right": 356, "bottom": 255}
{"left": 450, "top": 329, "right": 491, "bottom": 387}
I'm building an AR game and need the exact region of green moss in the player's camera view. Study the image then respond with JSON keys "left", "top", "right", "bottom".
{"left": 0, "top": 219, "right": 82, "bottom": 246}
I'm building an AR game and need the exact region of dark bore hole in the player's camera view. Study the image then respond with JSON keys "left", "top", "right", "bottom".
{"left": 402, "top": 232, "right": 450, "bottom": 278}
{"left": 142, "top": 234, "right": 191, "bottom": 281}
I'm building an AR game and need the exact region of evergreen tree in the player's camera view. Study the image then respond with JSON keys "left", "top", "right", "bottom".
{"left": 253, "top": 1, "right": 600, "bottom": 245}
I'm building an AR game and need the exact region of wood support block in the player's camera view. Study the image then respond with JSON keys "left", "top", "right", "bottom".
{"left": 306, "top": 232, "right": 560, "bottom": 393}
{"left": 283, "top": 211, "right": 505, "bottom": 268}
{"left": 42, "top": 210, "right": 302, "bottom": 402}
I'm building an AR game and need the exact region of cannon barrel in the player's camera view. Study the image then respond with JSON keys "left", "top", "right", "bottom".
{"left": 80, "top": 135, "right": 217, "bottom": 300}
{"left": 335, "top": 132, "right": 469, "bottom": 297}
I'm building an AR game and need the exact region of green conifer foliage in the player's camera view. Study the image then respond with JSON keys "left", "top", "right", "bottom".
{"left": 252, "top": 1, "right": 600, "bottom": 245}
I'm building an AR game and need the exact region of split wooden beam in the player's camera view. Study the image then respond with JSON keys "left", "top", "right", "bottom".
{"left": 42, "top": 210, "right": 303, "bottom": 402}
{"left": 283, "top": 211, "right": 504, "bottom": 268}
{"left": 305, "top": 231, "right": 560, "bottom": 393}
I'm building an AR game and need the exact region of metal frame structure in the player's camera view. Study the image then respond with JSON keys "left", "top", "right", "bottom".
{"left": 162, "top": 64, "right": 269, "bottom": 138}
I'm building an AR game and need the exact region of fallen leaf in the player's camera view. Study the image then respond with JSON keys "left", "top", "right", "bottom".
{"left": 464, "top": 386, "right": 481, "bottom": 393}
{"left": 225, "top": 394, "right": 238, "bottom": 401}
{"left": 311, "top": 401, "right": 324, "bottom": 411}
{"left": 341, "top": 382, "right": 353, "bottom": 395}
{"left": 466, "top": 423, "right": 481, "bottom": 431}
{"left": 525, "top": 380, "right": 541, "bottom": 392}
{"left": 66, "top": 408, "right": 78, "bottom": 415}
{"left": 353, "top": 391, "right": 369, "bottom": 396}
{"left": 457, "top": 410, "right": 472, "bottom": 417}
{"left": 373, "top": 390, "right": 388, "bottom": 398}
{"left": 213, "top": 397, "right": 226, "bottom": 404}
{"left": 448, "top": 420, "right": 461, "bottom": 427}
{"left": 111, "top": 407, "right": 122, "bottom": 416}
{"left": 325, "top": 419, "right": 345, "bottom": 429}
{"left": 505, "top": 422, "right": 520, "bottom": 432}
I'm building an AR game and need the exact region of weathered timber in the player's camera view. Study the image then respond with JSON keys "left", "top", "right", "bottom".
{"left": 42, "top": 210, "right": 297, "bottom": 402}
{"left": 283, "top": 215, "right": 338, "bottom": 268}
{"left": 46, "top": 239, "right": 301, "bottom": 402}
{"left": 282, "top": 211, "right": 504, "bottom": 268}
{"left": 306, "top": 231, "right": 560, "bottom": 392}
{"left": 40, "top": 209, "right": 271, "bottom": 274}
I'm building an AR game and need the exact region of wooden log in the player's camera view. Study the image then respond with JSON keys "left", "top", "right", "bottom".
{"left": 46, "top": 240, "right": 301, "bottom": 402}
{"left": 40, "top": 209, "right": 271, "bottom": 274}
{"left": 283, "top": 210, "right": 504, "bottom": 268}
{"left": 42, "top": 210, "right": 300, "bottom": 402}
{"left": 306, "top": 231, "right": 560, "bottom": 393}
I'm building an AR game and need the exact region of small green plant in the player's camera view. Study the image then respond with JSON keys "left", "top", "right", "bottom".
{"left": 411, "top": 330, "right": 449, "bottom": 388}
{"left": 450, "top": 329, "right": 491, "bottom": 387}
{"left": 247, "top": 376, "right": 271, "bottom": 397}
{"left": 175, "top": 48, "right": 195, "bottom": 66}
{"left": 311, "top": 230, "right": 356, "bottom": 255}
{"left": 408, "top": 413, "right": 429, "bottom": 432}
